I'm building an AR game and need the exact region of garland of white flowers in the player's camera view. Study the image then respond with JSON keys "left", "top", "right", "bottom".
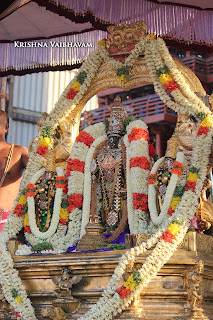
{"left": 124, "top": 120, "right": 150, "bottom": 234}
{"left": 148, "top": 152, "right": 184, "bottom": 225}
{"left": 0, "top": 33, "right": 213, "bottom": 320}
{"left": 80, "top": 135, "right": 107, "bottom": 237}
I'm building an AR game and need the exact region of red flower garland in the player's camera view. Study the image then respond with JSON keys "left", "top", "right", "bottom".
{"left": 148, "top": 142, "right": 156, "bottom": 157}
{"left": 117, "top": 285, "right": 131, "bottom": 299}
{"left": 24, "top": 225, "right": 31, "bottom": 233}
{"left": 161, "top": 230, "right": 175, "bottom": 242}
{"left": 68, "top": 194, "right": 83, "bottom": 212}
{"left": 67, "top": 88, "right": 78, "bottom": 100}
{"left": 148, "top": 173, "right": 155, "bottom": 185}
{"left": 36, "top": 146, "right": 48, "bottom": 156}
{"left": 55, "top": 176, "right": 67, "bottom": 189}
{"left": 197, "top": 126, "right": 209, "bottom": 137}
{"left": 13, "top": 204, "right": 25, "bottom": 217}
{"left": 185, "top": 180, "right": 196, "bottom": 192}
{"left": 128, "top": 127, "right": 149, "bottom": 143}
{"left": 130, "top": 156, "right": 150, "bottom": 170}
{"left": 25, "top": 184, "right": 36, "bottom": 198}
{"left": 75, "top": 131, "right": 95, "bottom": 147}
{"left": 59, "top": 218, "right": 68, "bottom": 226}
{"left": 66, "top": 159, "right": 85, "bottom": 176}
{"left": 171, "top": 161, "right": 184, "bottom": 177}
{"left": 168, "top": 207, "right": 174, "bottom": 216}
{"left": 163, "top": 81, "right": 178, "bottom": 93}
{"left": 133, "top": 193, "right": 148, "bottom": 211}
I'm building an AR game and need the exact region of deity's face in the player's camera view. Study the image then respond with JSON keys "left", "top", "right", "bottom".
{"left": 177, "top": 113, "right": 197, "bottom": 152}
{"left": 108, "top": 135, "right": 120, "bottom": 149}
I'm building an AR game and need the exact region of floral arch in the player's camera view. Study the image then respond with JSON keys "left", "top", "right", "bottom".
{"left": 0, "top": 29, "right": 212, "bottom": 320}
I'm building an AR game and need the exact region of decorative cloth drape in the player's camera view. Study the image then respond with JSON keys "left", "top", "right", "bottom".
{"left": 0, "top": 0, "right": 212, "bottom": 75}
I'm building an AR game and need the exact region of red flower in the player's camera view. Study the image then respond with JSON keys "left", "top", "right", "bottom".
{"left": 24, "top": 225, "right": 31, "bottom": 233}
{"left": 148, "top": 173, "right": 155, "bottom": 185}
{"left": 67, "top": 88, "right": 78, "bottom": 100}
{"left": 173, "top": 161, "right": 184, "bottom": 169}
{"left": 59, "top": 218, "right": 68, "bottom": 225}
{"left": 128, "top": 127, "right": 149, "bottom": 143}
{"left": 171, "top": 167, "right": 182, "bottom": 177}
{"left": 171, "top": 161, "right": 184, "bottom": 177}
{"left": 14, "top": 204, "right": 24, "bottom": 217}
{"left": 67, "top": 158, "right": 85, "bottom": 174}
{"left": 13, "top": 310, "right": 21, "bottom": 318}
{"left": 130, "top": 156, "right": 150, "bottom": 170}
{"left": 164, "top": 81, "right": 178, "bottom": 92}
{"left": 68, "top": 194, "right": 83, "bottom": 212}
{"left": 168, "top": 207, "right": 174, "bottom": 216}
{"left": 197, "top": 126, "right": 209, "bottom": 137}
{"left": 26, "top": 183, "right": 34, "bottom": 190}
{"left": 55, "top": 176, "right": 67, "bottom": 189}
{"left": 75, "top": 131, "right": 95, "bottom": 147}
{"left": 133, "top": 193, "right": 148, "bottom": 211}
{"left": 148, "top": 142, "right": 156, "bottom": 157}
{"left": 25, "top": 191, "right": 36, "bottom": 198}
{"left": 185, "top": 180, "right": 196, "bottom": 192}
{"left": 161, "top": 230, "right": 175, "bottom": 242}
{"left": 36, "top": 145, "right": 48, "bottom": 156}
{"left": 117, "top": 285, "right": 131, "bottom": 299}
{"left": 63, "top": 184, "right": 68, "bottom": 194}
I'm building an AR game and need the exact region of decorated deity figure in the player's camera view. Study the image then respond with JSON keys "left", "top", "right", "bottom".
{"left": 90, "top": 96, "right": 128, "bottom": 242}
{"left": 151, "top": 105, "right": 213, "bottom": 234}
{"left": 68, "top": 96, "right": 153, "bottom": 251}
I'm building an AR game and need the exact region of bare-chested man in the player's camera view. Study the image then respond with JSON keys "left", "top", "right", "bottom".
{"left": 0, "top": 110, "right": 29, "bottom": 232}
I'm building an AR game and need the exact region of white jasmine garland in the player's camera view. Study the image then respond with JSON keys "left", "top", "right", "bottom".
{"left": 148, "top": 152, "right": 184, "bottom": 225}
{"left": 80, "top": 134, "right": 107, "bottom": 237}
{"left": 125, "top": 120, "right": 150, "bottom": 234}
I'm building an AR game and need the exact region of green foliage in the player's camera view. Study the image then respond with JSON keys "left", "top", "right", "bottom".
{"left": 133, "top": 271, "right": 143, "bottom": 285}
{"left": 116, "top": 66, "right": 130, "bottom": 77}
{"left": 96, "top": 243, "right": 126, "bottom": 250}
{"left": 103, "top": 119, "right": 109, "bottom": 134}
{"left": 105, "top": 243, "right": 126, "bottom": 250}
{"left": 195, "top": 112, "right": 208, "bottom": 121}
{"left": 41, "top": 126, "right": 51, "bottom": 138}
{"left": 76, "top": 71, "right": 87, "bottom": 84}
{"left": 11, "top": 288, "right": 19, "bottom": 298}
{"left": 173, "top": 185, "right": 185, "bottom": 197}
{"left": 156, "top": 65, "right": 169, "bottom": 77}
{"left": 123, "top": 116, "right": 138, "bottom": 135}
{"left": 172, "top": 219, "right": 181, "bottom": 225}
{"left": 32, "top": 241, "right": 54, "bottom": 252}
{"left": 190, "top": 166, "right": 200, "bottom": 174}
{"left": 61, "top": 198, "right": 68, "bottom": 209}
{"left": 153, "top": 153, "right": 159, "bottom": 162}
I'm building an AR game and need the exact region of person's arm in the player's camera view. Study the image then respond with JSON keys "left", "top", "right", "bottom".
{"left": 20, "top": 146, "right": 29, "bottom": 168}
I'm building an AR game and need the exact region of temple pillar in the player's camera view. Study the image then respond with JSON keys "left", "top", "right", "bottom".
{"left": 155, "top": 128, "right": 162, "bottom": 158}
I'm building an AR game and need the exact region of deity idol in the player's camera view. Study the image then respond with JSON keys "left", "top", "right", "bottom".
{"left": 151, "top": 106, "right": 213, "bottom": 234}
{"left": 90, "top": 97, "right": 128, "bottom": 242}
{"left": 70, "top": 96, "right": 152, "bottom": 251}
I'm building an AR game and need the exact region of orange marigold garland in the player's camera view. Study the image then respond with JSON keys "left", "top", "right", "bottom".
{"left": 130, "top": 156, "right": 150, "bottom": 170}
{"left": 128, "top": 127, "right": 149, "bottom": 143}
{"left": 171, "top": 161, "right": 184, "bottom": 177}
{"left": 75, "top": 131, "right": 95, "bottom": 147}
